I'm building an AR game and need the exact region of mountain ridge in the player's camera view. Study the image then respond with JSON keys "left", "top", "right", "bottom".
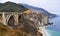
{"left": 21, "top": 4, "right": 57, "bottom": 18}
{"left": 0, "top": 2, "right": 28, "bottom": 12}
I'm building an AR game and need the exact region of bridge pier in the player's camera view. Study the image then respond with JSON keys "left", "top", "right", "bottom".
{"left": 2, "top": 13, "right": 7, "bottom": 25}
{"left": 14, "top": 13, "right": 18, "bottom": 25}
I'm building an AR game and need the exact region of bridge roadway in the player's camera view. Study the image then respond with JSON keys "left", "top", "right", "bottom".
{"left": 0, "top": 12, "right": 24, "bottom": 14}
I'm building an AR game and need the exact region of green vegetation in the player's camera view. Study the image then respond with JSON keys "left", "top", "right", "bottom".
{"left": 0, "top": 1, "right": 28, "bottom": 12}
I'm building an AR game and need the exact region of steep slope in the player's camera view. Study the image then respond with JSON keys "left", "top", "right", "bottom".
{"left": 0, "top": 23, "right": 29, "bottom": 36}
{"left": 22, "top": 4, "right": 57, "bottom": 18}
{"left": 0, "top": 2, "right": 28, "bottom": 12}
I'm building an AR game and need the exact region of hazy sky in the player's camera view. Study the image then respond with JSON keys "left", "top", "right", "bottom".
{"left": 0, "top": 0, "right": 60, "bottom": 14}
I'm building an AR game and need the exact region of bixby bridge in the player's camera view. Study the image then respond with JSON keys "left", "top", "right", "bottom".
{"left": 0, "top": 10, "right": 34, "bottom": 26}
{"left": 0, "top": 12, "right": 20, "bottom": 25}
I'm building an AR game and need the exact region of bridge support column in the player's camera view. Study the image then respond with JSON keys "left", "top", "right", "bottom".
{"left": 14, "top": 13, "right": 18, "bottom": 25}
{"left": 2, "top": 13, "right": 7, "bottom": 25}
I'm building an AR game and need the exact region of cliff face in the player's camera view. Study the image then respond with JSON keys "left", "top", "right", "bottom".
{"left": 17, "top": 12, "right": 41, "bottom": 36}
{"left": 16, "top": 11, "right": 48, "bottom": 36}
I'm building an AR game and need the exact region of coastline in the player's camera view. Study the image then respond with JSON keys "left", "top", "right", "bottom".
{"left": 38, "top": 27, "right": 47, "bottom": 36}
{"left": 45, "top": 28, "right": 51, "bottom": 36}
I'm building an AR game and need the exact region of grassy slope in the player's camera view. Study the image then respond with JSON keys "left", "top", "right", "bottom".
{"left": 0, "top": 23, "right": 28, "bottom": 36}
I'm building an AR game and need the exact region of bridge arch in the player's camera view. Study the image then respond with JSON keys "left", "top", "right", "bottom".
{"left": 7, "top": 15, "right": 15, "bottom": 27}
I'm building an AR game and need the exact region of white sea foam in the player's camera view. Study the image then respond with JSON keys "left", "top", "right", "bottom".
{"left": 45, "top": 29, "right": 51, "bottom": 36}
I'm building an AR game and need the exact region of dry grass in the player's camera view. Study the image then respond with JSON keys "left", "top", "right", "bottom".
{"left": 0, "top": 23, "right": 28, "bottom": 36}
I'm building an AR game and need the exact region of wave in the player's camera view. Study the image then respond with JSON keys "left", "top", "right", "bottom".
{"left": 45, "top": 29, "right": 51, "bottom": 36}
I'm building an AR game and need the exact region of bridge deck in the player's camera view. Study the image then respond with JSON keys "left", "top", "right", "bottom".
{"left": 0, "top": 12, "right": 24, "bottom": 14}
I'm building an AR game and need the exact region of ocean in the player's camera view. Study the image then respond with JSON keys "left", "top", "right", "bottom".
{"left": 45, "top": 15, "right": 60, "bottom": 36}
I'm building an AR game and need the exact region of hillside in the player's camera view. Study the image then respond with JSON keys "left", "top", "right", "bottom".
{"left": 0, "top": 23, "right": 30, "bottom": 36}
{"left": 22, "top": 4, "right": 57, "bottom": 18}
{"left": 0, "top": 2, "right": 28, "bottom": 12}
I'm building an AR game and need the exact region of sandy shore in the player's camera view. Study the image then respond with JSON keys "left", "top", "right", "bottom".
{"left": 38, "top": 27, "right": 49, "bottom": 36}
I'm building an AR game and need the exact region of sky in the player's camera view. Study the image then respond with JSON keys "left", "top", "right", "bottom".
{"left": 0, "top": 0, "right": 60, "bottom": 14}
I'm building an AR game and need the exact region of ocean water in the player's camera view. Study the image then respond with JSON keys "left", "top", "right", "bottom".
{"left": 46, "top": 15, "right": 60, "bottom": 36}
{"left": 46, "top": 28, "right": 60, "bottom": 36}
